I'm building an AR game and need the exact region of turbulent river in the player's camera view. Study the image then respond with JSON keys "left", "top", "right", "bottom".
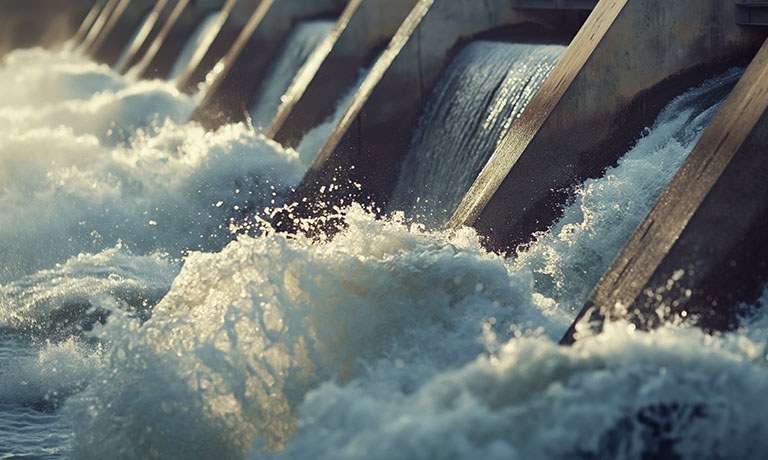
{"left": 0, "top": 44, "right": 767, "bottom": 460}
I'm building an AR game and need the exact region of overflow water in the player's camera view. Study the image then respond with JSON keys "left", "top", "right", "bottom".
{"left": 389, "top": 40, "right": 564, "bottom": 225}
{"left": 249, "top": 20, "right": 336, "bottom": 130}
{"left": 169, "top": 11, "right": 225, "bottom": 82}
{"left": 1, "top": 44, "right": 766, "bottom": 460}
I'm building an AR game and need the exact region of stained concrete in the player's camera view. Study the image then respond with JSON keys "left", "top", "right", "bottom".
{"left": 113, "top": 0, "right": 175, "bottom": 73}
{"left": 268, "top": 0, "right": 419, "bottom": 148}
{"left": 86, "top": 0, "right": 157, "bottom": 66}
{"left": 191, "top": 0, "right": 347, "bottom": 128}
{"left": 129, "top": 0, "right": 227, "bottom": 79}
{"left": 449, "top": 0, "right": 765, "bottom": 253}
{"left": 0, "top": 0, "right": 94, "bottom": 58}
{"left": 174, "top": 0, "right": 258, "bottom": 93}
{"left": 292, "top": 0, "right": 587, "bottom": 218}
{"left": 562, "top": 38, "right": 768, "bottom": 344}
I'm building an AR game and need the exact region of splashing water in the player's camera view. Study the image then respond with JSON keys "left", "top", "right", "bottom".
{"left": 2, "top": 45, "right": 765, "bottom": 460}
{"left": 249, "top": 20, "right": 336, "bottom": 130}
{"left": 390, "top": 40, "right": 564, "bottom": 225}
{"left": 169, "top": 11, "right": 225, "bottom": 82}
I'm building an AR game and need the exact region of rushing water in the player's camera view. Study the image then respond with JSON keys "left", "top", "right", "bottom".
{"left": 389, "top": 40, "right": 564, "bottom": 225}
{"left": 169, "top": 11, "right": 225, "bottom": 82}
{"left": 1, "top": 42, "right": 766, "bottom": 460}
{"left": 249, "top": 20, "right": 336, "bottom": 130}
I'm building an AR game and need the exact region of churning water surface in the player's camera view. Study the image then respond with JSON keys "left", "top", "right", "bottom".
{"left": 0, "top": 40, "right": 767, "bottom": 460}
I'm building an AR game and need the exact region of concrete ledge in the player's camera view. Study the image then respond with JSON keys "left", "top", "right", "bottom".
{"left": 86, "top": 0, "right": 157, "bottom": 66}
{"left": 293, "top": 0, "right": 585, "bottom": 214}
{"left": 449, "top": 0, "right": 765, "bottom": 253}
{"left": 114, "top": 0, "right": 174, "bottom": 73}
{"left": 268, "top": 0, "right": 419, "bottom": 148}
{"left": 562, "top": 38, "right": 768, "bottom": 344}
{"left": 130, "top": 0, "right": 226, "bottom": 79}
{"left": 175, "top": 0, "right": 256, "bottom": 92}
{"left": 191, "top": 0, "right": 347, "bottom": 128}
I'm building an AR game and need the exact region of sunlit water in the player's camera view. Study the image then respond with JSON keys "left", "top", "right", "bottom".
{"left": 390, "top": 40, "right": 563, "bottom": 225}
{"left": 169, "top": 11, "right": 225, "bottom": 82}
{"left": 1, "top": 43, "right": 766, "bottom": 460}
{"left": 249, "top": 20, "right": 336, "bottom": 130}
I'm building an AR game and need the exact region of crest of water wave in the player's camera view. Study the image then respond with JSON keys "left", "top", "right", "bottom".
{"left": 249, "top": 20, "right": 336, "bottom": 130}
{"left": 169, "top": 11, "right": 225, "bottom": 82}
{"left": 61, "top": 70, "right": 757, "bottom": 459}
{"left": 389, "top": 40, "right": 564, "bottom": 226}
{"left": 0, "top": 48, "right": 195, "bottom": 144}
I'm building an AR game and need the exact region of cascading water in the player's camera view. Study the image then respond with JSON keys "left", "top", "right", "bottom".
{"left": 1, "top": 42, "right": 767, "bottom": 460}
{"left": 389, "top": 40, "right": 564, "bottom": 225}
{"left": 249, "top": 20, "right": 335, "bottom": 130}
{"left": 168, "top": 11, "right": 224, "bottom": 82}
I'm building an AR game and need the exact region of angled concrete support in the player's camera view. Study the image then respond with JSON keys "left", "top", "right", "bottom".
{"left": 71, "top": 0, "right": 109, "bottom": 49}
{"left": 86, "top": 0, "right": 156, "bottom": 66}
{"left": 268, "top": 0, "right": 419, "bottom": 148}
{"left": 113, "top": 0, "right": 175, "bottom": 73}
{"left": 175, "top": 0, "right": 261, "bottom": 93}
{"left": 79, "top": 0, "right": 121, "bottom": 54}
{"left": 294, "top": 0, "right": 586, "bottom": 214}
{"left": 191, "top": 0, "right": 347, "bottom": 128}
{"left": 562, "top": 39, "right": 768, "bottom": 344}
{"left": 449, "top": 0, "right": 765, "bottom": 253}
{"left": 129, "top": 0, "right": 227, "bottom": 80}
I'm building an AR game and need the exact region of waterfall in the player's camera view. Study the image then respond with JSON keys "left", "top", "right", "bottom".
{"left": 169, "top": 11, "right": 225, "bottom": 82}
{"left": 249, "top": 20, "right": 335, "bottom": 130}
{"left": 389, "top": 40, "right": 564, "bottom": 225}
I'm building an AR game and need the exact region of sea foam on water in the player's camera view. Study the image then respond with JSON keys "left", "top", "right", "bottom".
{"left": 0, "top": 46, "right": 766, "bottom": 460}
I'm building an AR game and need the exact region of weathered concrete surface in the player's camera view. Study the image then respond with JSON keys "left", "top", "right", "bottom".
{"left": 449, "top": 0, "right": 765, "bottom": 253}
{"left": 113, "top": 0, "right": 174, "bottom": 73}
{"left": 268, "top": 0, "right": 419, "bottom": 148}
{"left": 129, "top": 0, "right": 227, "bottom": 79}
{"left": 191, "top": 0, "right": 347, "bottom": 128}
{"left": 71, "top": 0, "right": 109, "bottom": 49}
{"left": 293, "top": 0, "right": 586, "bottom": 216}
{"left": 86, "top": 0, "right": 157, "bottom": 66}
{"left": 561, "top": 38, "right": 768, "bottom": 345}
{"left": 0, "top": 0, "right": 93, "bottom": 58}
{"left": 175, "top": 0, "right": 257, "bottom": 93}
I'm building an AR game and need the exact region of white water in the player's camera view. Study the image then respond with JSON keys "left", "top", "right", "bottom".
{"left": 390, "top": 40, "right": 564, "bottom": 225}
{"left": 249, "top": 20, "right": 336, "bottom": 130}
{"left": 2, "top": 45, "right": 765, "bottom": 460}
{"left": 169, "top": 11, "right": 225, "bottom": 82}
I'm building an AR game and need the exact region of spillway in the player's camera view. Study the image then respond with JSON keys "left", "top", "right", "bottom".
{"left": 389, "top": 40, "right": 563, "bottom": 225}
{"left": 168, "top": 11, "right": 225, "bottom": 81}
{"left": 249, "top": 20, "right": 336, "bottom": 130}
{"left": 2, "top": 0, "right": 768, "bottom": 458}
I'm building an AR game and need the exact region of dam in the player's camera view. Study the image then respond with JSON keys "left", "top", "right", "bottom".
{"left": 1, "top": 0, "right": 767, "bottom": 458}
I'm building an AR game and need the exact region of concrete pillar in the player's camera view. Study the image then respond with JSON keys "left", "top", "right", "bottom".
{"left": 114, "top": 0, "right": 175, "bottom": 73}
{"left": 71, "top": 0, "right": 109, "bottom": 49}
{"left": 128, "top": 0, "right": 227, "bottom": 79}
{"left": 175, "top": 0, "right": 257, "bottom": 93}
{"left": 293, "top": 0, "right": 586, "bottom": 216}
{"left": 86, "top": 0, "right": 157, "bottom": 66}
{"left": 191, "top": 0, "right": 347, "bottom": 128}
{"left": 267, "top": 0, "right": 419, "bottom": 148}
{"left": 562, "top": 38, "right": 768, "bottom": 345}
{"left": 449, "top": 0, "right": 765, "bottom": 253}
